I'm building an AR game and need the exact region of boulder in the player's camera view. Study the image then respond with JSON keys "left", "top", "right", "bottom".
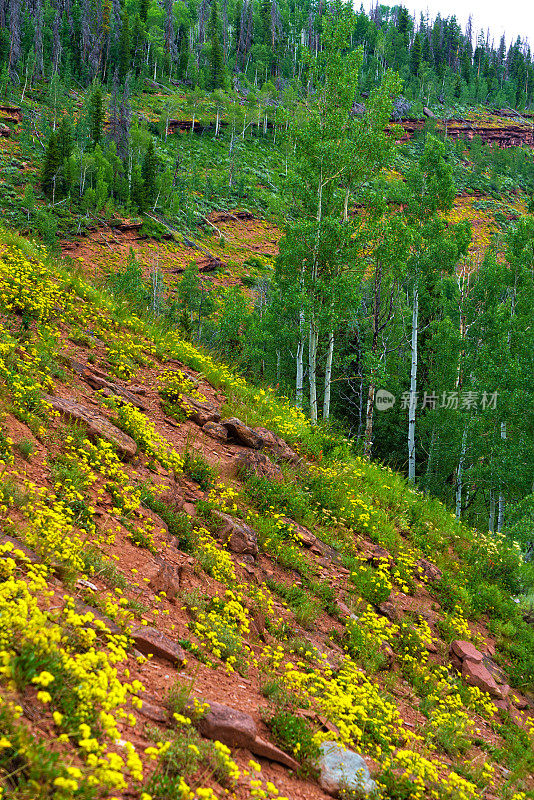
{"left": 202, "top": 421, "right": 229, "bottom": 442}
{"left": 180, "top": 396, "right": 221, "bottom": 426}
{"left": 317, "top": 740, "right": 376, "bottom": 797}
{"left": 148, "top": 560, "right": 180, "bottom": 602}
{"left": 450, "top": 640, "right": 483, "bottom": 663}
{"left": 234, "top": 451, "right": 283, "bottom": 481}
{"left": 138, "top": 700, "right": 168, "bottom": 724}
{"left": 462, "top": 659, "right": 504, "bottom": 698}
{"left": 192, "top": 701, "right": 299, "bottom": 770}
{"left": 416, "top": 558, "right": 442, "bottom": 583}
{"left": 131, "top": 626, "right": 186, "bottom": 664}
{"left": 195, "top": 701, "right": 258, "bottom": 748}
{"left": 378, "top": 601, "right": 400, "bottom": 624}
{"left": 214, "top": 511, "right": 258, "bottom": 557}
{"left": 282, "top": 519, "right": 317, "bottom": 548}
{"left": 222, "top": 418, "right": 263, "bottom": 448}
{"left": 254, "top": 427, "right": 299, "bottom": 463}
{"left": 44, "top": 395, "right": 137, "bottom": 460}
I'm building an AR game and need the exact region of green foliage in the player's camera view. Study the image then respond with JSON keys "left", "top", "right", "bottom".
{"left": 267, "top": 710, "right": 319, "bottom": 773}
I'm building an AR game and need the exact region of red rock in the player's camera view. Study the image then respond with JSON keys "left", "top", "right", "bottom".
{"left": 251, "top": 736, "right": 299, "bottom": 770}
{"left": 450, "top": 640, "right": 484, "bottom": 663}
{"left": 416, "top": 557, "right": 443, "bottom": 583}
{"left": 378, "top": 601, "right": 400, "bottom": 623}
{"left": 222, "top": 418, "right": 263, "bottom": 448}
{"left": 131, "top": 626, "right": 186, "bottom": 664}
{"left": 462, "top": 659, "right": 503, "bottom": 698}
{"left": 281, "top": 519, "right": 316, "bottom": 547}
{"left": 194, "top": 701, "right": 258, "bottom": 748}
{"left": 254, "top": 427, "right": 299, "bottom": 463}
{"left": 202, "top": 421, "right": 229, "bottom": 442}
{"left": 148, "top": 561, "right": 180, "bottom": 602}
{"left": 0, "top": 535, "right": 39, "bottom": 564}
{"left": 138, "top": 700, "right": 168, "bottom": 724}
{"left": 234, "top": 451, "right": 282, "bottom": 481}
{"left": 44, "top": 395, "right": 137, "bottom": 460}
{"left": 180, "top": 396, "right": 221, "bottom": 426}
{"left": 213, "top": 511, "right": 258, "bottom": 557}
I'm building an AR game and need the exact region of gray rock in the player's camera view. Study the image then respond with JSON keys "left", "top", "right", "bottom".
{"left": 318, "top": 741, "right": 376, "bottom": 798}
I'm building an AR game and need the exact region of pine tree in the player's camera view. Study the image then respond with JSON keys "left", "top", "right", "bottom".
{"left": 208, "top": 0, "right": 225, "bottom": 90}
{"left": 141, "top": 137, "right": 158, "bottom": 207}
{"left": 139, "top": 0, "right": 149, "bottom": 23}
{"left": 118, "top": 11, "right": 131, "bottom": 81}
{"left": 89, "top": 82, "right": 104, "bottom": 147}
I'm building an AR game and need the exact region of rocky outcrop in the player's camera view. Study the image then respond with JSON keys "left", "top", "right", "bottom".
{"left": 213, "top": 511, "right": 258, "bottom": 557}
{"left": 148, "top": 560, "right": 181, "bottom": 602}
{"left": 449, "top": 640, "right": 509, "bottom": 701}
{"left": 202, "top": 421, "right": 229, "bottom": 442}
{"left": 71, "top": 361, "right": 146, "bottom": 409}
{"left": 317, "top": 740, "right": 376, "bottom": 797}
{"left": 180, "top": 396, "right": 221, "bottom": 426}
{"left": 234, "top": 451, "right": 283, "bottom": 481}
{"left": 222, "top": 418, "right": 263, "bottom": 448}
{"left": 254, "top": 427, "right": 299, "bottom": 463}
{"left": 44, "top": 395, "right": 137, "bottom": 460}
{"left": 191, "top": 700, "right": 299, "bottom": 771}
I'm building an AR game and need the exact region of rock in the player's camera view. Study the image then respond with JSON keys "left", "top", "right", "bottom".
{"left": 363, "top": 544, "right": 391, "bottom": 567}
{"left": 254, "top": 427, "right": 299, "bottom": 463}
{"left": 416, "top": 558, "right": 443, "bottom": 584}
{"left": 44, "top": 395, "right": 137, "bottom": 460}
{"left": 180, "top": 396, "right": 221, "bottom": 426}
{"left": 149, "top": 560, "right": 180, "bottom": 602}
{"left": 378, "top": 601, "right": 400, "bottom": 623}
{"left": 281, "top": 519, "right": 316, "bottom": 547}
{"left": 75, "top": 601, "right": 121, "bottom": 635}
{"left": 131, "top": 626, "right": 186, "bottom": 664}
{"left": 250, "top": 736, "right": 299, "bottom": 771}
{"left": 194, "top": 701, "right": 257, "bottom": 748}
{"left": 482, "top": 656, "right": 508, "bottom": 685}
{"left": 192, "top": 701, "right": 298, "bottom": 770}
{"left": 450, "top": 640, "right": 484, "bottom": 663}
{"left": 202, "top": 421, "right": 229, "bottom": 442}
{"left": 462, "top": 659, "right": 504, "bottom": 698}
{"left": 0, "top": 535, "right": 39, "bottom": 564}
{"left": 138, "top": 700, "right": 168, "bottom": 724}
{"left": 235, "top": 451, "right": 283, "bottom": 481}
{"left": 423, "top": 106, "right": 436, "bottom": 118}
{"left": 126, "top": 385, "right": 148, "bottom": 395}
{"left": 335, "top": 600, "right": 355, "bottom": 619}
{"left": 213, "top": 511, "right": 258, "bottom": 557}
{"left": 222, "top": 418, "right": 263, "bottom": 448}
{"left": 510, "top": 692, "right": 530, "bottom": 710}
{"left": 317, "top": 740, "right": 376, "bottom": 797}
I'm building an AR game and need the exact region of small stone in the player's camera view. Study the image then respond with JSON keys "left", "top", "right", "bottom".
{"left": 317, "top": 740, "right": 376, "bottom": 797}
{"left": 131, "top": 626, "right": 186, "bottom": 664}
{"left": 378, "top": 602, "right": 400, "bottom": 623}
{"left": 250, "top": 736, "right": 299, "bottom": 771}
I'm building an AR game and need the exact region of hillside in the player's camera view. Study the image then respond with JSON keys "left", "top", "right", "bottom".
{"left": 0, "top": 231, "right": 533, "bottom": 800}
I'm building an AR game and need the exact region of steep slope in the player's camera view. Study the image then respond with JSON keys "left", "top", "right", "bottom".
{"left": 0, "top": 230, "right": 533, "bottom": 800}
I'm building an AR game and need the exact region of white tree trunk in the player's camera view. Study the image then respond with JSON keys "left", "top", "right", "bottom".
{"left": 489, "top": 489, "right": 495, "bottom": 532}
{"left": 455, "top": 425, "right": 467, "bottom": 519}
{"left": 497, "top": 421, "right": 506, "bottom": 531}
{"left": 295, "top": 307, "right": 304, "bottom": 409}
{"left": 408, "top": 287, "right": 418, "bottom": 483}
{"left": 308, "top": 318, "right": 318, "bottom": 424}
{"left": 323, "top": 330, "right": 334, "bottom": 419}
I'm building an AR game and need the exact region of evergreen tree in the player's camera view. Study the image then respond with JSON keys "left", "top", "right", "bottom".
{"left": 208, "top": 0, "right": 225, "bottom": 90}
{"left": 88, "top": 82, "right": 104, "bottom": 147}
{"left": 141, "top": 137, "right": 158, "bottom": 207}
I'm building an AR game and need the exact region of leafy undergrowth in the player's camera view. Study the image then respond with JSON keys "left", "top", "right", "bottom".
{"left": 0, "top": 229, "right": 533, "bottom": 800}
